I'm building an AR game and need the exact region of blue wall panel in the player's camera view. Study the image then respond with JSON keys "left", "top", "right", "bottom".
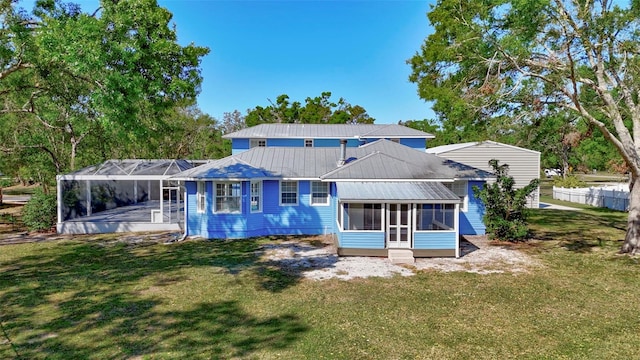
{"left": 187, "top": 179, "right": 338, "bottom": 239}
{"left": 399, "top": 138, "right": 426, "bottom": 151}
{"left": 267, "top": 138, "right": 304, "bottom": 147}
{"left": 459, "top": 180, "right": 486, "bottom": 235}
{"left": 414, "top": 231, "right": 456, "bottom": 249}
{"left": 231, "top": 139, "right": 250, "bottom": 155}
{"left": 313, "top": 139, "right": 361, "bottom": 148}
{"left": 338, "top": 231, "right": 385, "bottom": 249}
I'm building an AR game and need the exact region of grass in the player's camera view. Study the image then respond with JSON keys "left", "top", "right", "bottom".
{"left": 1, "top": 211, "right": 640, "bottom": 359}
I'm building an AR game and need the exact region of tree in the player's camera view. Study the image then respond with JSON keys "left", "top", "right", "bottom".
{"left": 245, "top": 92, "right": 375, "bottom": 125}
{"left": 473, "top": 160, "right": 540, "bottom": 242}
{"left": 0, "top": 0, "right": 209, "bottom": 184}
{"left": 409, "top": 0, "right": 640, "bottom": 253}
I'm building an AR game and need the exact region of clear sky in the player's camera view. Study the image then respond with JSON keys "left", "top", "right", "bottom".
{"left": 20, "top": 0, "right": 437, "bottom": 124}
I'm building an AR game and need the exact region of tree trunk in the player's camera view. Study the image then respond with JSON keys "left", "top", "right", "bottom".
{"left": 622, "top": 176, "right": 640, "bottom": 254}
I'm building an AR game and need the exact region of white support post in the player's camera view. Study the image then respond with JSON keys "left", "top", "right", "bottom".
{"left": 56, "top": 176, "right": 62, "bottom": 226}
{"left": 86, "top": 180, "right": 92, "bottom": 216}
{"left": 159, "top": 180, "right": 164, "bottom": 223}
{"left": 134, "top": 180, "right": 138, "bottom": 204}
{"left": 454, "top": 203, "right": 460, "bottom": 258}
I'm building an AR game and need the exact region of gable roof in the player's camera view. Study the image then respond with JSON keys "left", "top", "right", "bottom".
{"left": 223, "top": 123, "right": 434, "bottom": 139}
{"left": 169, "top": 157, "right": 274, "bottom": 180}
{"left": 426, "top": 141, "right": 540, "bottom": 155}
{"left": 171, "top": 139, "right": 493, "bottom": 181}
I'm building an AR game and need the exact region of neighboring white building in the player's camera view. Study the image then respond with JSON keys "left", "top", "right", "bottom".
{"left": 426, "top": 141, "right": 541, "bottom": 208}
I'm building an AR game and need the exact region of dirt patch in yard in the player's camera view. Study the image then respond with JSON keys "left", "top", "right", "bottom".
{"left": 259, "top": 235, "right": 542, "bottom": 281}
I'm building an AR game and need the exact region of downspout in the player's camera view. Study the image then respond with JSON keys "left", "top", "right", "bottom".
{"left": 180, "top": 185, "right": 188, "bottom": 241}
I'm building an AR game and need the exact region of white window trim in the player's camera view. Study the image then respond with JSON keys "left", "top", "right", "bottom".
{"left": 279, "top": 181, "right": 298, "bottom": 206}
{"left": 310, "top": 181, "right": 330, "bottom": 206}
{"left": 250, "top": 180, "right": 262, "bottom": 213}
{"left": 196, "top": 181, "right": 206, "bottom": 214}
{"left": 249, "top": 138, "right": 266, "bottom": 148}
{"left": 213, "top": 181, "right": 242, "bottom": 214}
{"left": 445, "top": 181, "right": 468, "bottom": 212}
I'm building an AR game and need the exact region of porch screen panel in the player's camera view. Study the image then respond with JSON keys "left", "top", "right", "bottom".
{"left": 416, "top": 204, "right": 454, "bottom": 230}
{"left": 343, "top": 203, "right": 382, "bottom": 230}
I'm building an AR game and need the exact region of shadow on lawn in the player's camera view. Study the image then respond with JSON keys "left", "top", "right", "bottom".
{"left": 530, "top": 209, "right": 626, "bottom": 253}
{"left": 0, "top": 236, "right": 313, "bottom": 359}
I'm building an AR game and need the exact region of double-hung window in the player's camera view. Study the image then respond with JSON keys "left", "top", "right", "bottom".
{"left": 215, "top": 182, "right": 241, "bottom": 213}
{"left": 196, "top": 181, "right": 206, "bottom": 213}
{"left": 304, "top": 139, "right": 314, "bottom": 147}
{"left": 311, "top": 181, "right": 329, "bottom": 205}
{"left": 250, "top": 181, "right": 262, "bottom": 212}
{"left": 280, "top": 181, "right": 298, "bottom": 205}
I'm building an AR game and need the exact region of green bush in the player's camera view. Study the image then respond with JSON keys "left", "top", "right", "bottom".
{"left": 473, "top": 160, "right": 540, "bottom": 242}
{"left": 22, "top": 188, "right": 57, "bottom": 232}
{"left": 553, "top": 175, "right": 586, "bottom": 188}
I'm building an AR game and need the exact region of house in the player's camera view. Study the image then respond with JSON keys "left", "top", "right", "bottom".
{"left": 172, "top": 124, "right": 493, "bottom": 259}
{"left": 56, "top": 124, "right": 494, "bottom": 260}
{"left": 426, "top": 141, "right": 541, "bottom": 208}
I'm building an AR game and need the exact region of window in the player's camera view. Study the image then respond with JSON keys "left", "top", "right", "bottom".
{"left": 250, "top": 139, "right": 266, "bottom": 148}
{"left": 342, "top": 203, "right": 382, "bottom": 230}
{"left": 196, "top": 181, "right": 206, "bottom": 213}
{"left": 311, "top": 181, "right": 329, "bottom": 205}
{"left": 444, "top": 181, "right": 468, "bottom": 211}
{"left": 215, "top": 182, "right": 241, "bottom": 213}
{"left": 416, "top": 204, "right": 455, "bottom": 230}
{"left": 304, "top": 139, "right": 314, "bottom": 147}
{"left": 250, "top": 181, "right": 262, "bottom": 212}
{"left": 280, "top": 181, "right": 298, "bottom": 205}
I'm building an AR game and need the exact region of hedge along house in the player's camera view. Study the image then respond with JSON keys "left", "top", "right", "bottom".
{"left": 56, "top": 159, "right": 201, "bottom": 234}
{"left": 172, "top": 124, "right": 494, "bottom": 259}
{"left": 426, "top": 141, "right": 541, "bottom": 208}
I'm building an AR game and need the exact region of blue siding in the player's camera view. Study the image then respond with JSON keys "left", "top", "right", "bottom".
{"left": 338, "top": 231, "right": 385, "bottom": 249}
{"left": 313, "top": 138, "right": 361, "bottom": 148}
{"left": 267, "top": 138, "right": 304, "bottom": 147}
{"left": 460, "top": 180, "right": 486, "bottom": 235}
{"left": 414, "top": 231, "right": 456, "bottom": 249}
{"left": 187, "top": 179, "right": 337, "bottom": 239}
{"left": 399, "top": 138, "right": 426, "bottom": 152}
{"left": 231, "top": 139, "right": 250, "bottom": 155}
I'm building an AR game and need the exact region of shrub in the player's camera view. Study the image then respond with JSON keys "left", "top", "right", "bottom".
{"left": 473, "top": 160, "right": 540, "bottom": 242}
{"left": 22, "top": 188, "right": 57, "bottom": 232}
{"left": 553, "top": 175, "right": 586, "bottom": 188}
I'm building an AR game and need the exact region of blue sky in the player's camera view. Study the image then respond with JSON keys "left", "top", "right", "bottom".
{"left": 21, "top": 0, "right": 436, "bottom": 124}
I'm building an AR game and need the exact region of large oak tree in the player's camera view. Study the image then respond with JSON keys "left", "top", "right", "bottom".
{"left": 410, "top": 0, "right": 640, "bottom": 253}
{"left": 0, "top": 0, "right": 208, "bottom": 182}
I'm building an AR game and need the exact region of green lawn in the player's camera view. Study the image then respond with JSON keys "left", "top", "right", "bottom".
{"left": 1, "top": 210, "right": 640, "bottom": 359}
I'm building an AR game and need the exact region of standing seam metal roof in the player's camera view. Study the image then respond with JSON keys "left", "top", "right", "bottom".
{"left": 222, "top": 123, "right": 434, "bottom": 139}
{"left": 170, "top": 139, "right": 494, "bottom": 181}
{"left": 336, "top": 182, "right": 461, "bottom": 201}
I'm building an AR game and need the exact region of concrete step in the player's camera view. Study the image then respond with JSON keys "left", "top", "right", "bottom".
{"left": 388, "top": 249, "right": 415, "bottom": 264}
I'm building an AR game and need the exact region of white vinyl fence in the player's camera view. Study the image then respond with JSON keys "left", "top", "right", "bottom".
{"left": 553, "top": 184, "right": 629, "bottom": 211}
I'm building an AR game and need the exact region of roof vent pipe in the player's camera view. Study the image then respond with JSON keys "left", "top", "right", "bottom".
{"left": 338, "top": 139, "right": 347, "bottom": 167}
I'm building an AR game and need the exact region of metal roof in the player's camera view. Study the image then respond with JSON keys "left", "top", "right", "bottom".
{"left": 169, "top": 157, "right": 274, "bottom": 180}
{"left": 426, "top": 141, "right": 541, "bottom": 155}
{"left": 223, "top": 123, "right": 435, "bottom": 139}
{"left": 336, "top": 182, "right": 461, "bottom": 202}
{"left": 169, "top": 139, "right": 493, "bottom": 181}
{"left": 59, "top": 159, "right": 197, "bottom": 180}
